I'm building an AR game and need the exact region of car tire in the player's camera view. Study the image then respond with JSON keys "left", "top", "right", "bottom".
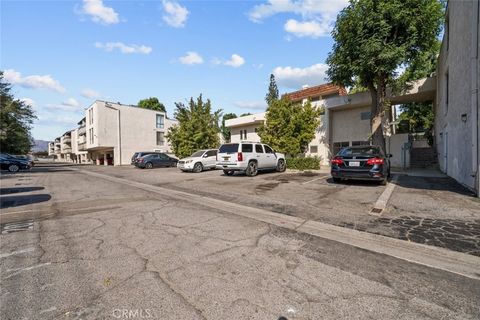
{"left": 8, "top": 164, "right": 19, "bottom": 173}
{"left": 276, "top": 159, "right": 286, "bottom": 172}
{"left": 145, "top": 162, "right": 153, "bottom": 169}
{"left": 193, "top": 162, "right": 203, "bottom": 173}
{"left": 332, "top": 177, "right": 341, "bottom": 183}
{"left": 223, "top": 170, "right": 234, "bottom": 176}
{"left": 245, "top": 161, "right": 258, "bottom": 177}
{"left": 171, "top": 162, "right": 177, "bottom": 167}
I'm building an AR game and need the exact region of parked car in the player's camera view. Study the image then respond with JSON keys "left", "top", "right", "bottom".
{"left": 177, "top": 149, "right": 218, "bottom": 173}
{"left": 330, "top": 145, "right": 391, "bottom": 185}
{"left": 131, "top": 152, "right": 158, "bottom": 164}
{"left": 216, "top": 142, "right": 286, "bottom": 177}
{"left": 12, "top": 154, "right": 35, "bottom": 167}
{"left": 134, "top": 153, "right": 178, "bottom": 169}
{"left": 0, "top": 154, "right": 32, "bottom": 173}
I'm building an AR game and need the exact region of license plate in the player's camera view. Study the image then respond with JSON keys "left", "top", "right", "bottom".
{"left": 223, "top": 157, "right": 229, "bottom": 161}
{"left": 349, "top": 161, "right": 360, "bottom": 167}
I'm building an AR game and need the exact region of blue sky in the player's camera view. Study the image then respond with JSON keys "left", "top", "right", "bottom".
{"left": 1, "top": 0, "right": 349, "bottom": 141}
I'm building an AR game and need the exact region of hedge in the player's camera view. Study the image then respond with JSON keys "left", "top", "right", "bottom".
{"left": 286, "top": 156, "right": 321, "bottom": 171}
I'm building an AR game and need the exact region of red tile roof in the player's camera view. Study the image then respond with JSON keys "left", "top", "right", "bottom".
{"left": 283, "top": 83, "right": 347, "bottom": 102}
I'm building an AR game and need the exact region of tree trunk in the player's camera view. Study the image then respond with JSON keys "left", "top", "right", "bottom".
{"left": 368, "top": 81, "right": 387, "bottom": 155}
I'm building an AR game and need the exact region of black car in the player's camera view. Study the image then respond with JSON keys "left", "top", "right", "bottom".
{"left": 330, "top": 146, "right": 391, "bottom": 185}
{"left": 0, "top": 154, "right": 31, "bottom": 173}
{"left": 131, "top": 152, "right": 158, "bottom": 164}
{"left": 134, "top": 153, "right": 178, "bottom": 169}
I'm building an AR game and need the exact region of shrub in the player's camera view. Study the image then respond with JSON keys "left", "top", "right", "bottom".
{"left": 286, "top": 156, "right": 321, "bottom": 171}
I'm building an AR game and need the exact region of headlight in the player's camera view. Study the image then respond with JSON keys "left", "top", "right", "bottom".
{"left": 186, "top": 160, "right": 193, "bottom": 163}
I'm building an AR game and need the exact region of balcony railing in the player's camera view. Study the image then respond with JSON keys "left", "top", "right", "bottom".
{"left": 62, "top": 147, "right": 72, "bottom": 153}
{"left": 78, "top": 126, "right": 86, "bottom": 135}
{"left": 63, "top": 137, "right": 71, "bottom": 143}
{"left": 78, "top": 142, "right": 87, "bottom": 151}
{"left": 78, "top": 135, "right": 86, "bottom": 144}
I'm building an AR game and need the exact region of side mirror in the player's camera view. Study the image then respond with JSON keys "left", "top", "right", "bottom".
{"left": 203, "top": 154, "right": 208, "bottom": 158}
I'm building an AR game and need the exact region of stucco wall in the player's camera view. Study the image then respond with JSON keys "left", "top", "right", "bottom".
{"left": 386, "top": 133, "right": 410, "bottom": 168}
{"left": 435, "top": 0, "right": 479, "bottom": 193}
{"left": 230, "top": 124, "right": 261, "bottom": 143}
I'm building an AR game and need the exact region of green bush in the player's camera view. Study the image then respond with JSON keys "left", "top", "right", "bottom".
{"left": 286, "top": 156, "right": 321, "bottom": 171}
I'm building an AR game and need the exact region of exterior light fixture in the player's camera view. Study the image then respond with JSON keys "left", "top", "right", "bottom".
{"left": 461, "top": 113, "right": 467, "bottom": 123}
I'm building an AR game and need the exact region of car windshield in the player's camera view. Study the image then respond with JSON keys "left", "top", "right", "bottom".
{"left": 190, "top": 150, "right": 205, "bottom": 157}
{"left": 339, "top": 147, "right": 380, "bottom": 157}
{"left": 219, "top": 144, "right": 239, "bottom": 153}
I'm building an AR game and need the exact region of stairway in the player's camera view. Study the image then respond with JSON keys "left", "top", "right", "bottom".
{"left": 410, "top": 147, "right": 437, "bottom": 168}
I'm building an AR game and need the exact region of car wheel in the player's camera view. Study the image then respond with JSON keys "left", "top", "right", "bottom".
{"left": 276, "top": 159, "right": 286, "bottom": 172}
{"left": 332, "top": 177, "right": 341, "bottom": 183}
{"left": 145, "top": 162, "right": 153, "bottom": 169}
{"left": 223, "top": 170, "right": 234, "bottom": 176}
{"left": 193, "top": 162, "right": 203, "bottom": 173}
{"left": 8, "top": 164, "right": 19, "bottom": 173}
{"left": 245, "top": 161, "right": 258, "bottom": 177}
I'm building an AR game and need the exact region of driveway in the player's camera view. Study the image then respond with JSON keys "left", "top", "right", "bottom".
{"left": 76, "top": 164, "right": 480, "bottom": 256}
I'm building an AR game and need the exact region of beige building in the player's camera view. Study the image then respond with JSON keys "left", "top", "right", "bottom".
{"left": 85, "top": 100, "right": 177, "bottom": 165}
{"left": 435, "top": 0, "right": 479, "bottom": 195}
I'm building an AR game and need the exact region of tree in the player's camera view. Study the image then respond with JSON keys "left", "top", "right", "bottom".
{"left": 326, "top": 0, "right": 443, "bottom": 154}
{"left": 138, "top": 97, "right": 166, "bottom": 113}
{"left": 240, "top": 113, "right": 252, "bottom": 117}
{"left": 221, "top": 113, "right": 237, "bottom": 142}
{"left": 166, "top": 95, "right": 222, "bottom": 158}
{"left": 257, "top": 98, "right": 321, "bottom": 157}
{"left": 265, "top": 74, "right": 279, "bottom": 106}
{"left": 0, "top": 72, "right": 37, "bottom": 154}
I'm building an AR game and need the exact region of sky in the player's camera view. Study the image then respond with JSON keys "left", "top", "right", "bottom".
{"left": 1, "top": 0, "right": 349, "bottom": 141}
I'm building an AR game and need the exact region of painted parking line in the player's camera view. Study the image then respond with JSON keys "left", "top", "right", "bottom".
{"left": 301, "top": 175, "right": 329, "bottom": 185}
{"left": 369, "top": 175, "right": 399, "bottom": 216}
{"left": 0, "top": 247, "right": 36, "bottom": 259}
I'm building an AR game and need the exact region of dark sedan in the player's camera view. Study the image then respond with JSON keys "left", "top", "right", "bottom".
{"left": 330, "top": 146, "right": 391, "bottom": 185}
{"left": 0, "top": 155, "right": 32, "bottom": 173}
{"left": 134, "top": 153, "right": 178, "bottom": 169}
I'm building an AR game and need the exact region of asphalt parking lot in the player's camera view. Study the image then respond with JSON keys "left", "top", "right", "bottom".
{"left": 78, "top": 164, "right": 480, "bottom": 256}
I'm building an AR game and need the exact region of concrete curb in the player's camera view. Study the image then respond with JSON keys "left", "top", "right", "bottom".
{"left": 73, "top": 167, "right": 480, "bottom": 280}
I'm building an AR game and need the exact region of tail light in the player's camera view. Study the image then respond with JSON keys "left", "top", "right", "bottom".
{"left": 367, "top": 157, "right": 384, "bottom": 165}
{"left": 137, "top": 157, "right": 144, "bottom": 163}
{"left": 237, "top": 152, "right": 243, "bottom": 161}
{"left": 331, "top": 157, "right": 343, "bottom": 166}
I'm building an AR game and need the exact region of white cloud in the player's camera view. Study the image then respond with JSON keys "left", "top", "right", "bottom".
{"left": 248, "top": 0, "right": 348, "bottom": 38}
{"left": 62, "top": 98, "right": 80, "bottom": 108}
{"left": 94, "top": 42, "right": 152, "bottom": 54}
{"left": 20, "top": 98, "right": 36, "bottom": 108}
{"left": 81, "top": 88, "right": 100, "bottom": 99}
{"left": 212, "top": 54, "right": 245, "bottom": 68}
{"left": 234, "top": 101, "right": 267, "bottom": 110}
{"left": 4, "top": 69, "right": 66, "bottom": 93}
{"left": 179, "top": 51, "right": 204, "bottom": 65}
{"left": 82, "top": 0, "right": 119, "bottom": 25}
{"left": 273, "top": 63, "right": 328, "bottom": 88}
{"left": 162, "top": 0, "right": 189, "bottom": 28}
{"left": 284, "top": 19, "right": 329, "bottom": 38}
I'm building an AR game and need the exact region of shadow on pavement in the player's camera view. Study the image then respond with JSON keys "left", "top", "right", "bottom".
{"left": 0, "top": 194, "right": 51, "bottom": 209}
{"left": 395, "top": 175, "right": 476, "bottom": 197}
{"left": 0, "top": 187, "right": 45, "bottom": 195}
{"left": 325, "top": 177, "right": 383, "bottom": 187}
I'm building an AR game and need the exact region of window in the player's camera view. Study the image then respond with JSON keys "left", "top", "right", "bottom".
{"left": 360, "top": 111, "right": 371, "bottom": 120}
{"left": 445, "top": 72, "right": 449, "bottom": 113}
{"left": 310, "top": 145, "right": 318, "bottom": 153}
{"left": 240, "top": 129, "right": 248, "bottom": 140}
{"left": 254, "top": 127, "right": 258, "bottom": 133}
{"left": 219, "top": 144, "right": 239, "bottom": 153}
{"left": 89, "top": 109, "right": 93, "bottom": 125}
{"left": 156, "top": 114, "right": 165, "bottom": 129}
{"left": 264, "top": 145, "right": 274, "bottom": 154}
{"left": 159, "top": 153, "right": 169, "bottom": 160}
{"left": 89, "top": 128, "right": 94, "bottom": 144}
{"left": 352, "top": 141, "right": 370, "bottom": 146}
{"left": 255, "top": 144, "right": 264, "bottom": 153}
{"left": 156, "top": 132, "right": 165, "bottom": 146}
{"left": 206, "top": 150, "right": 217, "bottom": 157}
{"left": 333, "top": 141, "right": 349, "bottom": 155}
{"left": 242, "top": 144, "right": 253, "bottom": 152}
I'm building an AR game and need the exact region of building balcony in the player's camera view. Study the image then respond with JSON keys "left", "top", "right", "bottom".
{"left": 78, "top": 135, "right": 87, "bottom": 144}
{"left": 78, "top": 142, "right": 87, "bottom": 151}
{"left": 61, "top": 147, "right": 72, "bottom": 153}
{"left": 63, "top": 137, "right": 71, "bottom": 143}
{"left": 78, "top": 126, "right": 86, "bottom": 135}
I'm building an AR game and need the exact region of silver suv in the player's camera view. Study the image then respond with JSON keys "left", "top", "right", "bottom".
{"left": 216, "top": 142, "right": 286, "bottom": 176}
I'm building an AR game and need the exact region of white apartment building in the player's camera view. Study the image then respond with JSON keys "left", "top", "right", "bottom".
{"left": 85, "top": 100, "right": 177, "bottom": 165}
{"left": 227, "top": 79, "right": 436, "bottom": 168}
{"left": 435, "top": 0, "right": 479, "bottom": 196}
{"left": 49, "top": 100, "right": 177, "bottom": 166}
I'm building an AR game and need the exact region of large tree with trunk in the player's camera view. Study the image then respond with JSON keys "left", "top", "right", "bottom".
{"left": 326, "top": 0, "right": 443, "bottom": 154}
